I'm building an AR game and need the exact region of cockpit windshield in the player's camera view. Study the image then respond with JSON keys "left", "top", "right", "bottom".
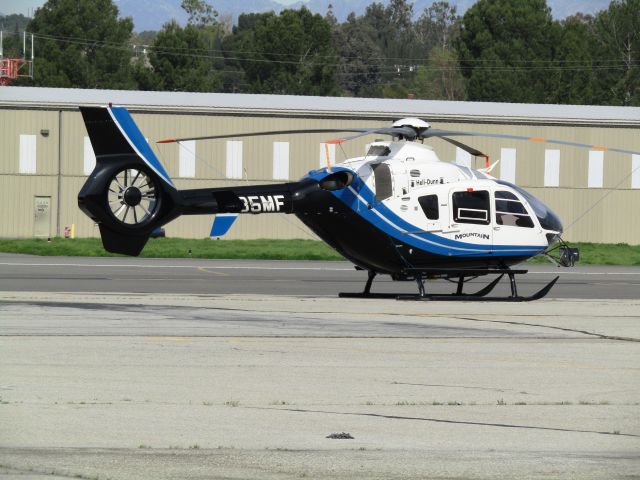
{"left": 496, "top": 180, "right": 563, "bottom": 233}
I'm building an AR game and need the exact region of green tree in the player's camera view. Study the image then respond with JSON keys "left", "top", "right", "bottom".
{"left": 408, "top": 47, "right": 466, "bottom": 100}
{"left": 362, "top": 0, "right": 415, "bottom": 66}
{"left": 219, "top": 13, "right": 263, "bottom": 92}
{"left": 141, "top": 20, "right": 223, "bottom": 92}
{"left": 409, "top": 2, "right": 466, "bottom": 100}
{"left": 324, "top": 3, "right": 338, "bottom": 28}
{"left": 551, "top": 14, "right": 596, "bottom": 104}
{"left": 228, "top": 8, "right": 338, "bottom": 95}
{"left": 357, "top": 0, "right": 419, "bottom": 98}
{"left": 135, "top": 0, "right": 227, "bottom": 92}
{"left": 457, "top": 0, "right": 560, "bottom": 103}
{"left": 1, "top": 14, "right": 31, "bottom": 60}
{"left": 414, "top": 1, "right": 459, "bottom": 52}
{"left": 591, "top": 0, "right": 640, "bottom": 106}
{"left": 181, "top": 0, "right": 217, "bottom": 28}
{"left": 331, "top": 12, "right": 383, "bottom": 97}
{"left": 27, "top": 0, "right": 135, "bottom": 89}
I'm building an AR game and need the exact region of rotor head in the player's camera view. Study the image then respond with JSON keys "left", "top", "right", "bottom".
{"left": 392, "top": 118, "right": 431, "bottom": 130}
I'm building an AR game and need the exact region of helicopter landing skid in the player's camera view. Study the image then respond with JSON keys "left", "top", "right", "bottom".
{"left": 338, "top": 269, "right": 559, "bottom": 302}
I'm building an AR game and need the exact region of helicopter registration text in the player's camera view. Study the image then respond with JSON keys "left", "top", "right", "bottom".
{"left": 239, "top": 195, "right": 286, "bottom": 213}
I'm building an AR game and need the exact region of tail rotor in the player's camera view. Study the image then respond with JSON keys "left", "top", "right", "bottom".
{"left": 107, "top": 167, "right": 160, "bottom": 226}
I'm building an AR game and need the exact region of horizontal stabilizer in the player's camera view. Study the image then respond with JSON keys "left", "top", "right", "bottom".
{"left": 210, "top": 213, "right": 239, "bottom": 237}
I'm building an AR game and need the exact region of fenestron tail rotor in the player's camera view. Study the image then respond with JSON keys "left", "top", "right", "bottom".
{"left": 107, "top": 168, "right": 160, "bottom": 226}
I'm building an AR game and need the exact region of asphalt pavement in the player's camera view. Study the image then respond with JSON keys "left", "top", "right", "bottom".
{"left": 0, "top": 254, "right": 639, "bottom": 479}
{"left": 0, "top": 254, "right": 639, "bottom": 299}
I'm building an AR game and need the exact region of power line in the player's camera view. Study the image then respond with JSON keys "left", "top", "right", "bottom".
{"left": 15, "top": 30, "right": 639, "bottom": 73}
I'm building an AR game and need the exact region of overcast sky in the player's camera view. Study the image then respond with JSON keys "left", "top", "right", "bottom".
{"left": 1, "top": 0, "right": 43, "bottom": 15}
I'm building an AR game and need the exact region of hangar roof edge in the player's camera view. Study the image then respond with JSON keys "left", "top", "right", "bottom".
{"left": 2, "top": 86, "right": 639, "bottom": 126}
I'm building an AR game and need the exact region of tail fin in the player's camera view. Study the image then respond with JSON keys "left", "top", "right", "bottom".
{"left": 78, "top": 106, "right": 181, "bottom": 255}
{"left": 81, "top": 106, "right": 175, "bottom": 188}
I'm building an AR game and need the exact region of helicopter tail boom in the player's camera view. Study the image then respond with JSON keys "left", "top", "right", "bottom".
{"left": 78, "top": 106, "right": 299, "bottom": 255}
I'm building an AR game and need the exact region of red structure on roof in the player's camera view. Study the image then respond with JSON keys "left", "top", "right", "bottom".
{"left": 0, "top": 58, "right": 32, "bottom": 86}
{"left": 0, "top": 31, "right": 34, "bottom": 86}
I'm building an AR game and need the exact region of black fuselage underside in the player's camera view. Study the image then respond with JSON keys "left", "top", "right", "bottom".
{"left": 293, "top": 183, "right": 528, "bottom": 275}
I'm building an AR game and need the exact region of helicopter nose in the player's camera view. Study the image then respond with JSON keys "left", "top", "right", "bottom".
{"left": 539, "top": 205, "right": 563, "bottom": 234}
{"left": 546, "top": 231, "right": 562, "bottom": 246}
{"left": 540, "top": 207, "right": 563, "bottom": 246}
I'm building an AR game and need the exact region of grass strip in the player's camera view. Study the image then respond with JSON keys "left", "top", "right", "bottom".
{"left": 525, "top": 242, "right": 640, "bottom": 266}
{"left": 0, "top": 238, "right": 343, "bottom": 261}
{"left": 0, "top": 238, "right": 638, "bottom": 264}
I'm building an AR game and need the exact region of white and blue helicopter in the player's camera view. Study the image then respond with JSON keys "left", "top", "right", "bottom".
{"left": 77, "top": 105, "right": 616, "bottom": 301}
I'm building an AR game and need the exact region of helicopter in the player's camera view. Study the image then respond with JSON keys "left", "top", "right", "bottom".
{"left": 77, "top": 104, "right": 631, "bottom": 302}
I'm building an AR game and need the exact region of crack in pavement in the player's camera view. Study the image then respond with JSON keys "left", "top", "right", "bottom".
{"left": 448, "top": 316, "right": 640, "bottom": 343}
{"left": 3, "top": 299, "right": 640, "bottom": 321}
{"left": 0, "top": 463, "right": 94, "bottom": 479}
{"left": 2, "top": 300, "right": 639, "bottom": 342}
{"left": 391, "top": 382, "right": 522, "bottom": 393}
{"left": 252, "top": 407, "right": 640, "bottom": 438}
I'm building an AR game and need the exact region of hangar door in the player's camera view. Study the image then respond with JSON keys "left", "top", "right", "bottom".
{"left": 34, "top": 196, "right": 51, "bottom": 238}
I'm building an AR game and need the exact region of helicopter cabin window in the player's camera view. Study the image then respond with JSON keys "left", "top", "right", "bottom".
{"left": 418, "top": 195, "right": 439, "bottom": 220}
{"left": 495, "top": 190, "right": 519, "bottom": 201}
{"left": 494, "top": 191, "right": 534, "bottom": 228}
{"left": 371, "top": 162, "right": 393, "bottom": 201}
{"left": 452, "top": 190, "right": 490, "bottom": 225}
{"left": 367, "top": 145, "right": 391, "bottom": 157}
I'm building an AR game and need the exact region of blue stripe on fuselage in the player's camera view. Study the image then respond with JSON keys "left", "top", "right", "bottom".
{"left": 305, "top": 167, "right": 545, "bottom": 257}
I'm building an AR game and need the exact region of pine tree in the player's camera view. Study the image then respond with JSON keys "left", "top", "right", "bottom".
{"left": 457, "top": 0, "right": 560, "bottom": 103}
{"left": 27, "top": 0, "right": 135, "bottom": 89}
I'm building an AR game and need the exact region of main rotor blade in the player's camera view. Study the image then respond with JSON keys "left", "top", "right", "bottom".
{"left": 423, "top": 129, "right": 640, "bottom": 156}
{"left": 439, "top": 136, "right": 487, "bottom": 158}
{"left": 327, "top": 126, "right": 418, "bottom": 144}
{"left": 157, "top": 128, "right": 372, "bottom": 144}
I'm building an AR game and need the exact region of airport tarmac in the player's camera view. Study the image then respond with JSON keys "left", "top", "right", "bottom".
{"left": 0, "top": 255, "right": 639, "bottom": 479}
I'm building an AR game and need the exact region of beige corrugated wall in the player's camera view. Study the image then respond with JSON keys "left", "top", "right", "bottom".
{"left": 0, "top": 104, "right": 638, "bottom": 244}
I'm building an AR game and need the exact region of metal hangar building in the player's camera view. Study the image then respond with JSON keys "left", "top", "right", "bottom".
{"left": 1, "top": 86, "right": 639, "bottom": 244}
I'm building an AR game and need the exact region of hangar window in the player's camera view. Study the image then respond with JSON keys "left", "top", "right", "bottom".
{"left": 178, "top": 140, "right": 196, "bottom": 178}
{"left": 19, "top": 134, "right": 37, "bottom": 174}
{"left": 226, "top": 141, "right": 243, "bottom": 179}
{"left": 273, "top": 141, "right": 289, "bottom": 180}
{"left": 418, "top": 194, "right": 439, "bottom": 220}
{"left": 452, "top": 190, "right": 490, "bottom": 225}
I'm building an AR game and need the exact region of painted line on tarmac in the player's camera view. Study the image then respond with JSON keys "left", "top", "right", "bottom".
{"left": 1, "top": 262, "right": 639, "bottom": 276}
{"left": 0, "top": 262, "right": 353, "bottom": 271}
{"left": 529, "top": 271, "right": 640, "bottom": 276}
